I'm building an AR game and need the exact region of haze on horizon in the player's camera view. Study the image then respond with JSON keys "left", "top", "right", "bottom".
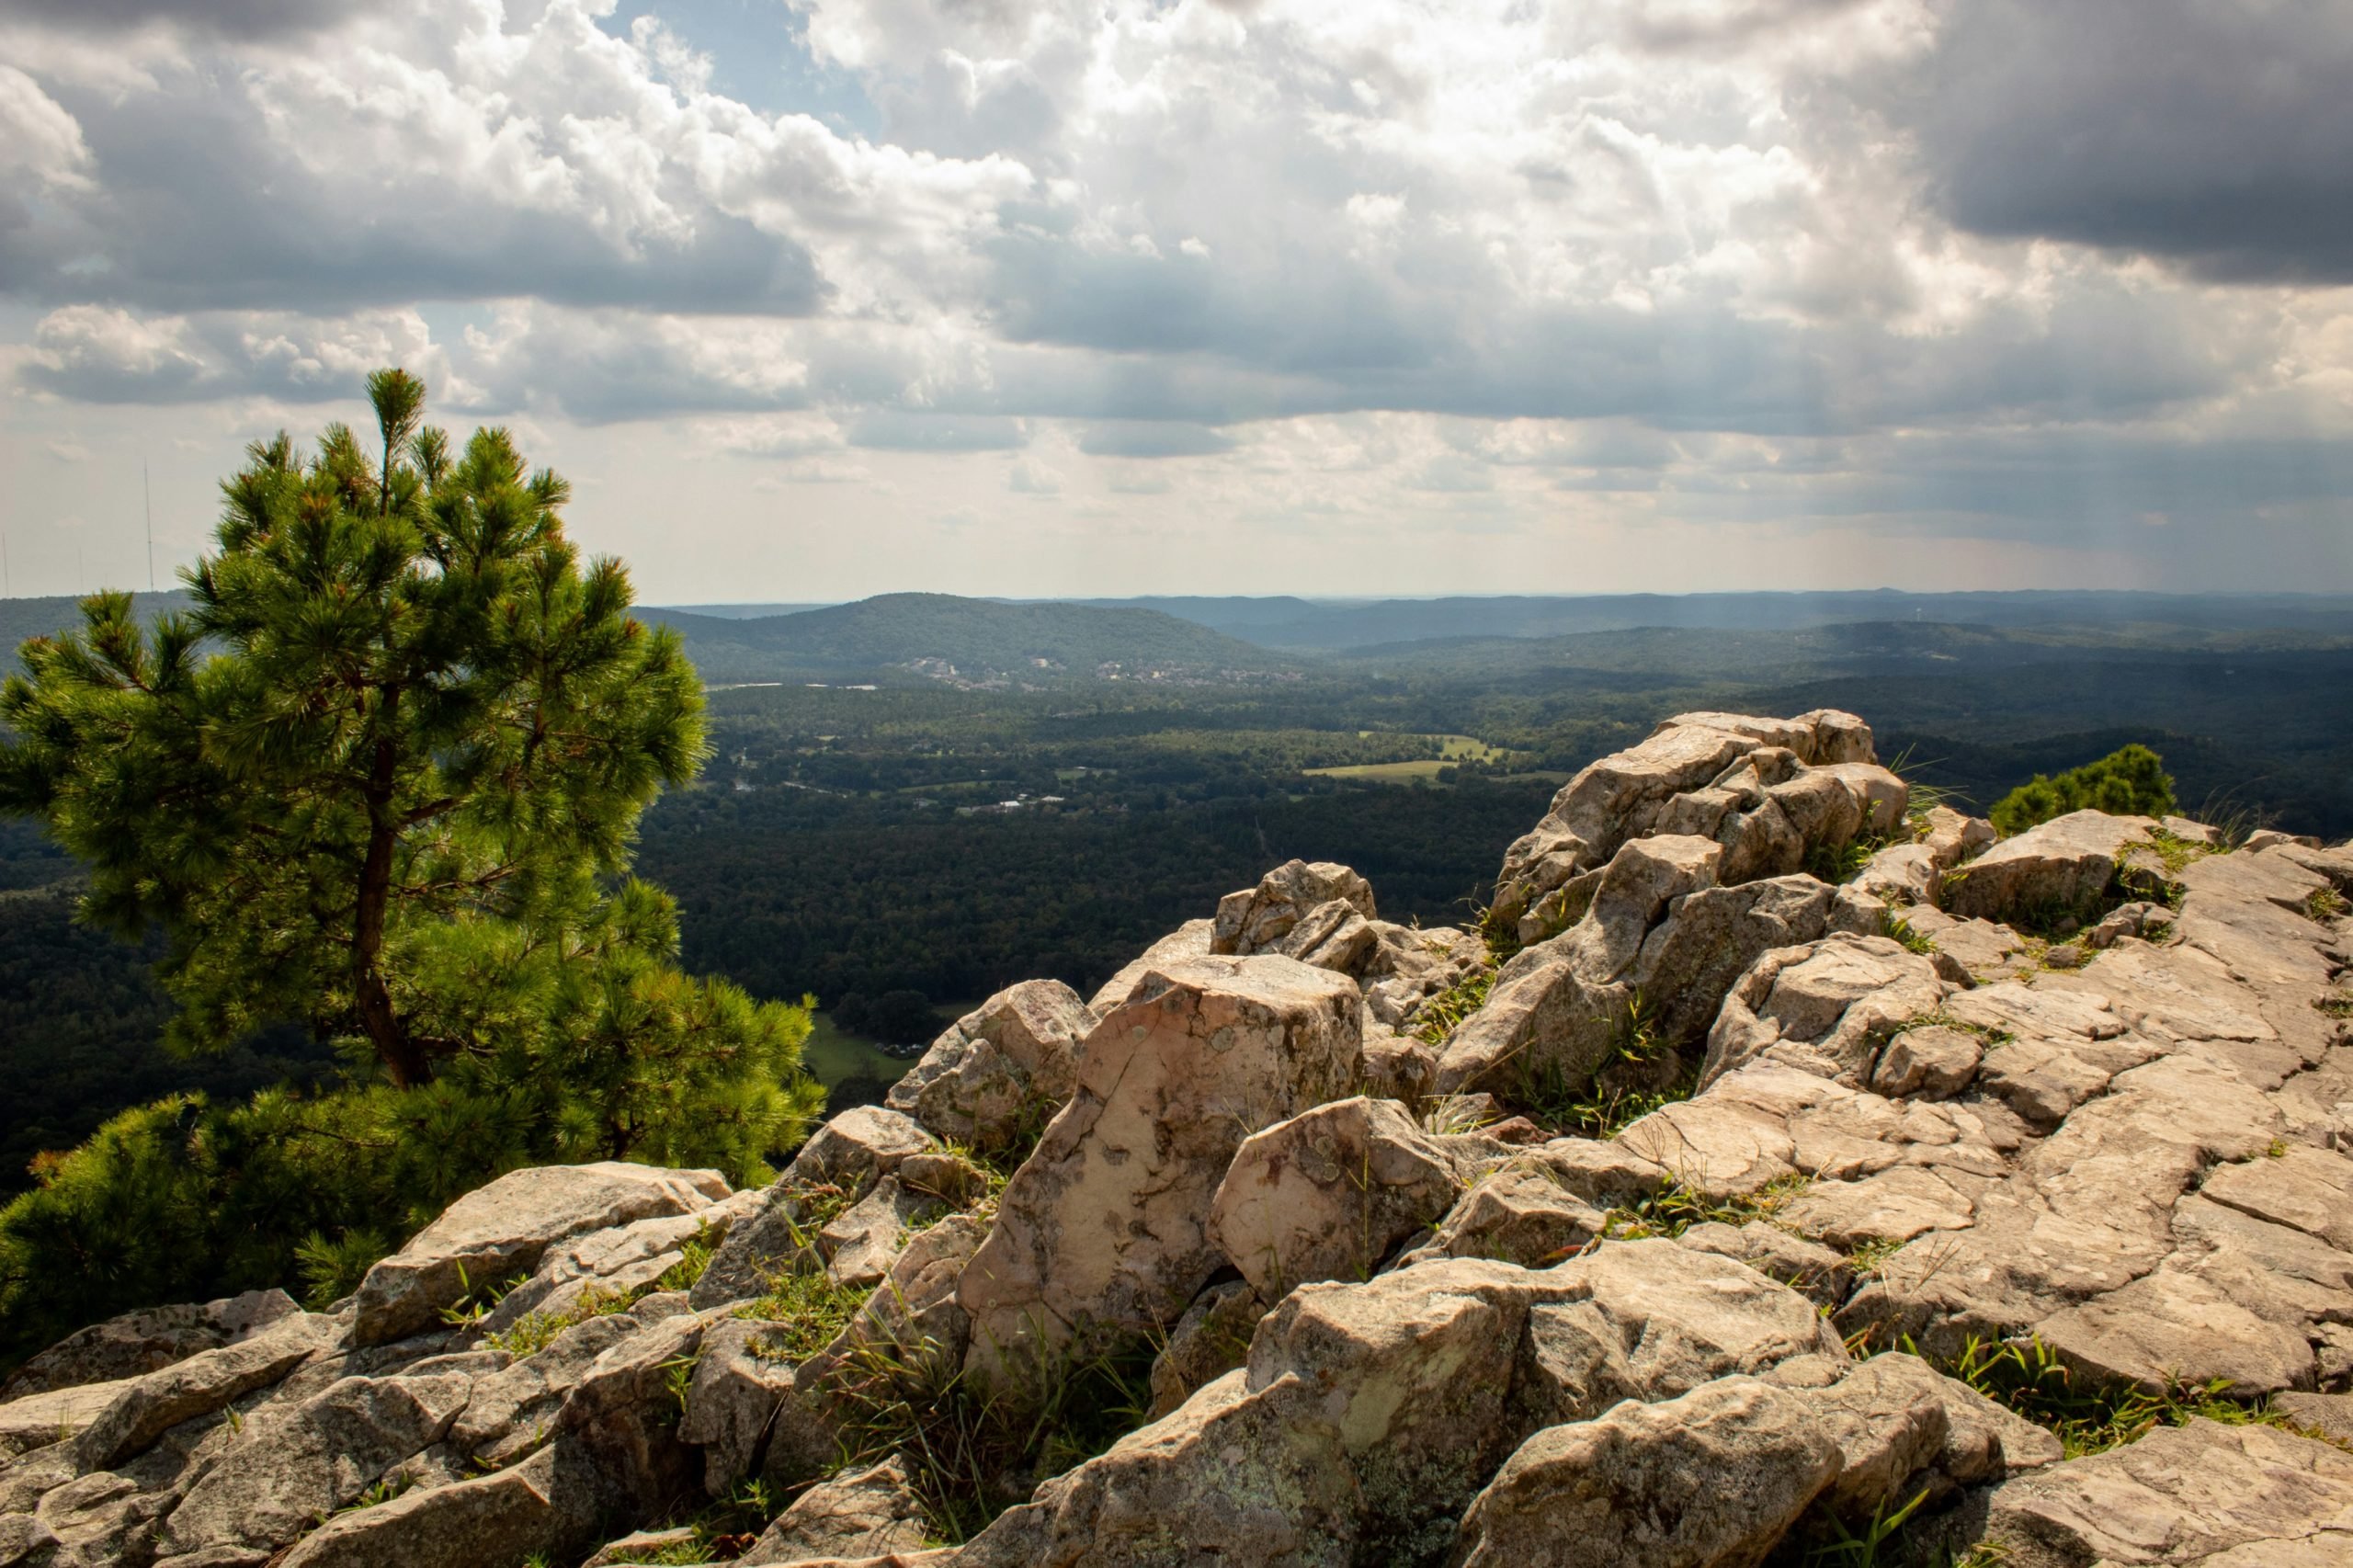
{"left": 2, "top": 0, "right": 2350, "bottom": 605}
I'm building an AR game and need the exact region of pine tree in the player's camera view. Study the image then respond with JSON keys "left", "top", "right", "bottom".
{"left": 0, "top": 371, "right": 822, "bottom": 1363}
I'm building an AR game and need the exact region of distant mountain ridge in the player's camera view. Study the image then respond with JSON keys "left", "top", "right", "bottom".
{"left": 643, "top": 592, "right": 1288, "bottom": 686}
{"left": 1074, "top": 590, "right": 2353, "bottom": 649}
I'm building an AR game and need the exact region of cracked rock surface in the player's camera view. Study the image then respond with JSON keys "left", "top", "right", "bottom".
{"left": 6, "top": 708, "right": 2351, "bottom": 1568}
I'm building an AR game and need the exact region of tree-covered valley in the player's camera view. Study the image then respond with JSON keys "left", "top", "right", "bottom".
{"left": 7, "top": 587, "right": 2353, "bottom": 1199}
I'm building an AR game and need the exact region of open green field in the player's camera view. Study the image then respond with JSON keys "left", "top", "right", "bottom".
{"left": 800, "top": 1010, "right": 907, "bottom": 1088}
{"left": 1302, "top": 758, "right": 1454, "bottom": 783}
{"left": 1307, "top": 733, "right": 1513, "bottom": 783}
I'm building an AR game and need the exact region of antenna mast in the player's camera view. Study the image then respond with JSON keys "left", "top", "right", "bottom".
{"left": 145, "top": 460, "right": 156, "bottom": 592}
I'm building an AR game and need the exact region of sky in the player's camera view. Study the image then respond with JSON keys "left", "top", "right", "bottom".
{"left": 2, "top": 0, "right": 2350, "bottom": 603}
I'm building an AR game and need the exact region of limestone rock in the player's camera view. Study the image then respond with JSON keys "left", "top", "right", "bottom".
{"left": 694, "top": 1110, "right": 936, "bottom": 1309}
{"left": 817, "top": 1176, "right": 949, "bottom": 1290}
{"left": 2, "top": 1290, "right": 299, "bottom": 1402}
{"left": 1870, "top": 1024, "right": 1983, "bottom": 1099}
{"left": 156, "top": 1371, "right": 473, "bottom": 1557}
{"left": 955, "top": 1242, "right": 1840, "bottom": 1567}
{"left": 0, "top": 1377, "right": 139, "bottom": 1461}
{"left": 743, "top": 1456, "right": 929, "bottom": 1564}
{"left": 1416, "top": 1165, "right": 1608, "bottom": 1269}
{"left": 1449, "top": 1378, "right": 1842, "bottom": 1568}
{"left": 551, "top": 1311, "right": 707, "bottom": 1515}
{"left": 1209, "top": 1096, "right": 1463, "bottom": 1295}
{"left": 274, "top": 1438, "right": 603, "bottom": 1568}
{"left": 449, "top": 1312, "right": 640, "bottom": 1466}
{"left": 886, "top": 981, "right": 1096, "bottom": 1153}
{"left": 1087, "top": 919, "right": 1215, "bottom": 1013}
{"left": 584, "top": 1525, "right": 701, "bottom": 1566}
{"left": 1437, "top": 834, "right": 1723, "bottom": 1095}
{"left": 354, "top": 1163, "right": 727, "bottom": 1346}
{"left": 74, "top": 1312, "right": 334, "bottom": 1471}
{"left": 1211, "top": 860, "right": 1378, "bottom": 956}
{"left": 1675, "top": 1221, "right": 1853, "bottom": 1310}
{"left": 782, "top": 1108, "right": 938, "bottom": 1196}
{"left": 1700, "top": 933, "right": 1956, "bottom": 1088}
{"left": 1147, "top": 1280, "right": 1263, "bottom": 1419}
{"left": 957, "top": 954, "right": 1360, "bottom": 1381}
{"left": 1490, "top": 710, "right": 1876, "bottom": 928}
{"left": 1945, "top": 808, "right": 2161, "bottom": 924}
{"left": 678, "top": 1317, "right": 795, "bottom": 1494}
{"left": 1982, "top": 1417, "right": 2353, "bottom": 1565}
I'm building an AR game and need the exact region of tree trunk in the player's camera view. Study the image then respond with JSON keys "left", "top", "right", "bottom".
{"left": 354, "top": 711, "right": 428, "bottom": 1087}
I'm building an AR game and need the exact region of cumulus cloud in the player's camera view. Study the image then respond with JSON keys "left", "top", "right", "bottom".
{"left": 0, "top": 0, "right": 2346, "bottom": 588}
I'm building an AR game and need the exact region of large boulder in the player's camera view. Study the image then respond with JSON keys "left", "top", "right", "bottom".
{"left": 1978, "top": 1416, "right": 2353, "bottom": 1565}
{"left": 274, "top": 1438, "right": 604, "bottom": 1568}
{"left": 1699, "top": 933, "right": 1959, "bottom": 1088}
{"left": 954, "top": 1242, "right": 1842, "bottom": 1567}
{"left": 353, "top": 1163, "right": 729, "bottom": 1346}
{"left": 1208, "top": 1096, "right": 1464, "bottom": 1295}
{"left": 886, "top": 981, "right": 1097, "bottom": 1153}
{"left": 1, "top": 1290, "right": 299, "bottom": 1402}
{"left": 956, "top": 955, "right": 1361, "bottom": 1383}
{"left": 1449, "top": 1378, "right": 1843, "bottom": 1568}
{"left": 1211, "top": 860, "right": 1378, "bottom": 957}
{"left": 1436, "top": 835, "right": 1723, "bottom": 1095}
{"left": 154, "top": 1370, "right": 475, "bottom": 1557}
{"left": 1944, "top": 809, "right": 2162, "bottom": 925}
{"left": 74, "top": 1312, "right": 335, "bottom": 1471}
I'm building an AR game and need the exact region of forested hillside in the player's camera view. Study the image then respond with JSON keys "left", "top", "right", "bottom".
{"left": 6, "top": 590, "right": 2353, "bottom": 1200}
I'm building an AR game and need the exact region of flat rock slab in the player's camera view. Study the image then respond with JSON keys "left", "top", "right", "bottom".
{"left": 1984, "top": 1417, "right": 2353, "bottom": 1565}
{"left": 354, "top": 1163, "right": 728, "bottom": 1346}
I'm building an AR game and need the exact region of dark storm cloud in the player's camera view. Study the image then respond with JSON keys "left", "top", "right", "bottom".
{"left": 1910, "top": 0, "right": 2353, "bottom": 282}
{"left": 2, "top": 0, "right": 382, "bottom": 40}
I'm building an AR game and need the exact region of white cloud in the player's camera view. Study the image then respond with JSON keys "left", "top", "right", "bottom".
{"left": 0, "top": 0, "right": 2346, "bottom": 590}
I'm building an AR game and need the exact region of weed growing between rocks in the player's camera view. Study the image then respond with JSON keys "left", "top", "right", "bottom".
{"left": 736, "top": 1267, "right": 873, "bottom": 1363}
{"left": 486, "top": 1282, "right": 639, "bottom": 1358}
{"left": 828, "top": 1318, "right": 1158, "bottom": 1543}
{"left": 1922, "top": 1334, "right": 2292, "bottom": 1459}
{"left": 1411, "top": 960, "right": 1496, "bottom": 1047}
{"left": 1885, "top": 915, "right": 1938, "bottom": 957}
{"left": 481, "top": 1221, "right": 722, "bottom": 1358}
{"left": 2308, "top": 885, "right": 2349, "bottom": 922}
{"left": 1599, "top": 1173, "right": 1810, "bottom": 1241}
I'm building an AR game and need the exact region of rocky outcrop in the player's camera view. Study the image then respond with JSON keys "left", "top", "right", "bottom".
{"left": 5, "top": 707, "right": 2348, "bottom": 1568}
{"left": 353, "top": 1163, "right": 731, "bottom": 1346}
{"left": 955, "top": 954, "right": 1361, "bottom": 1382}
{"left": 886, "top": 981, "right": 1096, "bottom": 1154}
{"left": 1488, "top": 709, "right": 1884, "bottom": 937}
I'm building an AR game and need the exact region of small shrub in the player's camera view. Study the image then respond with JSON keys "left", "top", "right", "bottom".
{"left": 1988, "top": 744, "right": 2176, "bottom": 836}
{"left": 2306, "top": 886, "right": 2348, "bottom": 922}
{"left": 830, "top": 1316, "right": 1157, "bottom": 1542}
